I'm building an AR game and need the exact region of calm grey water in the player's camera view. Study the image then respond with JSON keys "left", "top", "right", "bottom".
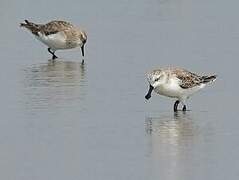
{"left": 0, "top": 0, "right": 239, "bottom": 179}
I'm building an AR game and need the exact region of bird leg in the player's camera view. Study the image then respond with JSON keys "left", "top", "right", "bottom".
{"left": 174, "top": 100, "right": 180, "bottom": 112}
{"left": 81, "top": 59, "right": 85, "bottom": 65}
{"left": 48, "top": 48, "right": 58, "bottom": 59}
{"left": 182, "top": 105, "right": 187, "bottom": 111}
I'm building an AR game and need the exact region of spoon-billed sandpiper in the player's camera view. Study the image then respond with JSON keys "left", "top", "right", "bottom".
{"left": 20, "top": 20, "right": 87, "bottom": 62}
{"left": 145, "top": 67, "right": 217, "bottom": 112}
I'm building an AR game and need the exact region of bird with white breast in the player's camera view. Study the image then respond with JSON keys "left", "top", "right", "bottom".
{"left": 20, "top": 20, "right": 87, "bottom": 62}
{"left": 145, "top": 67, "right": 217, "bottom": 112}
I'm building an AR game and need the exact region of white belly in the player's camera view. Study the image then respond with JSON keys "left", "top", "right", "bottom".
{"left": 154, "top": 84, "right": 181, "bottom": 98}
{"left": 36, "top": 32, "right": 73, "bottom": 50}
{"left": 154, "top": 81, "right": 205, "bottom": 99}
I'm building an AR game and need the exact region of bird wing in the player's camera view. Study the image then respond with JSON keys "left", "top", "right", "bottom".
{"left": 40, "top": 21, "right": 74, "bottom": 36}
{"left": 172, "top": 68, "right": 202, "bottom": 89}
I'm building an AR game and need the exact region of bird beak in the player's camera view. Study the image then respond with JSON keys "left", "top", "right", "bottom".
{"left": 81, "top": 44, "right": 85, "bottom": 57}
{"left": 145, "top": 84, "right": 154, "bottom": 100}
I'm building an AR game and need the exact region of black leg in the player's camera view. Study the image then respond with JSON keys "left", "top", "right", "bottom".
{"left": 47, "top": 48, "right": 58, "bottom": 59}
{"left": 182, "top": 105, "right": 186, "bottom": 111}
{"left": 174, "top": 100, "right": 180, "bottom": 112}
{"left": 52, "top": 54, "right": 57, "bottom": 60}
{"left": 47, "top": 48, "right": 51, "bottom": 53}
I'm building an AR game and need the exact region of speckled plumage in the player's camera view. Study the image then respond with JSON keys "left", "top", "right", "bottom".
{"left": 145, "top": 67, "right": 217, "bottom": 111}
{"left": 20, "top": 20, "right": 87, "bottom": 60}
{"left": 148, "top": 67, "right": 216, "bottom": 89}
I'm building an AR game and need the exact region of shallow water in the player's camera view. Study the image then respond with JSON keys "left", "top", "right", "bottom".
{"left": 0, "top": 0, "right": 239, "bottom": 179}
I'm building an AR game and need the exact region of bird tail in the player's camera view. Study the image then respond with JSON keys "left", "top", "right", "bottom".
{"left": 20, "top": 20, "right": 40, "bottom": 35}
{"left": 201, "top": 75, "right": 217, "bottom": 83}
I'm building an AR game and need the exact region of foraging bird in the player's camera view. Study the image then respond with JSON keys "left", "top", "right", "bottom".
{"left": 145, "top": 67, "right": 217, "bottom": 112}
{"left": 20, "top": 20, "right": 87, "bottom": 61}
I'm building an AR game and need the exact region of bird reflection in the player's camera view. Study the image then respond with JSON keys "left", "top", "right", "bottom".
{"left": 26, "top": 60, "right": 86, "bottom": 87}
{"left": 23, "top": 60, "right": 87, "bottom": 113}
{"left": 145, "top": 112, "right": 197, "bottom": 180}
{"left": 146, "top": 112, "right": 194, "bottom": 138}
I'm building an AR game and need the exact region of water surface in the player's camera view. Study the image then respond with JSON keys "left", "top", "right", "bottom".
{"left": 0, "top": 0, "right": 239, "bottom": 179}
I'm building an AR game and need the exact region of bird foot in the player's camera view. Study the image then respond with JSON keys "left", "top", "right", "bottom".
{"left": 52, "top": 55, "right": 58, "bottom": 60}
{"left": 182, "top": 105, "right": 186, "bottom": 111}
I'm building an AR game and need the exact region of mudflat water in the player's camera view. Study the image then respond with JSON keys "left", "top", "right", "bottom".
{"left": 0, "top": 0, "right": 239, "bottom": 179}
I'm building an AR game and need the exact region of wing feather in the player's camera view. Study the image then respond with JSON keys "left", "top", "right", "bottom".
{"left": 40, "top": 21, "right": 74, "bottom": 36}
{"left": 172, "top": 68, "right": 202, "bottom": 89}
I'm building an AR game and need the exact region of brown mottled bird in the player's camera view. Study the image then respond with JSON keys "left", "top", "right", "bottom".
{"left": 145, "top": 67, "right": 217, "bottom": 111}
{"left": 20, "top": 20, "right": 87, "bottom": 62}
